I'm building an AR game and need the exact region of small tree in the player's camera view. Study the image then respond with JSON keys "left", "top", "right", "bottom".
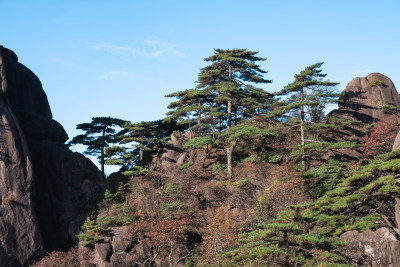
{"left": 69, "top": 117, "right": 126, "bottom": 176}
{"left": 221, "top": 122, "right": 275, "bottom": 178}
{"left": 164, "top": 89, "right": 213, "bottom": 137}
{"left": 120, "top": 121, "right": 159, "bottom": 166}
{"left": 197, "top": 48, "right": 272, "bottom": 130}
{"left": 274, "top": 62, "right": 339, "bottom": 170}
{"left": 104, "top": 145, "right": 135, "bottom": 170}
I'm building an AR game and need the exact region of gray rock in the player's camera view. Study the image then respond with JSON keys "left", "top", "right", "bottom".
{"left": 341, "top": 228, "right": 400, "bottom": 267}
{"left": 392, "top": 130, "right": 400, "bottom": 151}
{"left": 31, "top": 141, "right": 104, "bottom": 251}
{"left": 158, "top": 133, "right": 190, "bottom": 175}
{"left": 95, "top": 242, "right": 113, "bottom": 261}
{"left": 0, "top": 45, "right": 106, "bottom": 265}
{"left": 338, "top": 72, "right": 400, "bottom": 123}
{"left": 326, "top": 73, "right": 400, "bottom": 160}
{"left": 111, "top": 226, "right": 132, "bottom": 252}
{"left": 0, "top": 46, "right": 44, "bottom": 266}
{"left": 110, "top": 251, "right": 139, "bottom": 267}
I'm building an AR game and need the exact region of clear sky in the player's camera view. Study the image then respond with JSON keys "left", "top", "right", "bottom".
{"left": 1, "top": 0, "right": 399, "bottom": 173}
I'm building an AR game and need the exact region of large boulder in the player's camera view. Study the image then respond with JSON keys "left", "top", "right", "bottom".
{"left": 341, "top": 228, "right": 400, "bottom": 267}
{"left": 0, "top": 45, "right": 105, "bottom": 264}
{"left": 146, "top": 132, "right": 193, "bottom": 176}
{"left": 330, "top": 73, "right": 400, "bottom": 123}
{"left": 326, "top": 73, "right": 400, "bottom": 160}
{"left": 0, "top": 46, "right": 44, "bottom": 266}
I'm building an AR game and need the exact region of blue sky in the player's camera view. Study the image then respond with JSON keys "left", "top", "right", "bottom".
{"left": 1, "top": 0, "right": 399, "bottom": 173}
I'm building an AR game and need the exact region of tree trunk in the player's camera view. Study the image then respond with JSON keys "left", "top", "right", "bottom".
{"left": 197, "top": 101, "right": 201, "bottom": 125}
{"left": 139, "top": 143, "right": 143, "bottom": 166}
{"left": 101, "top": 127, "right": 105, "bottom": 177}
{"left": 227, "top": 100, "right": 232, "bottom": 129}
{"left": 300, "top": 88, "right": 306, "bottom": 171}
{"left": 227, "top": 64, "right": 232, "bottom": 129}
{"left": 283, "top": 230, "right": 289, "bottom": 267}
{"left": 227, "top": 145, "right": 233, "bottom": 178}
{"left": 226, "top": 139, "right": 237, "bottom": 179}
{"left": 211, "top": 116, "right": 215, "bottom": 139}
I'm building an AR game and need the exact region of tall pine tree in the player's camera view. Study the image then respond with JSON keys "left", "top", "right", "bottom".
{"left": 197, "top": 48, "right": 272, "bottom": 130}
{"left": 274, "top": 62, "right": 339, "bottom": 170}
{"left": 197, "top": 49, "right": 272, "bottom": 178}
{"left": 69, "top": 117, "right": 126, "bottom": 176}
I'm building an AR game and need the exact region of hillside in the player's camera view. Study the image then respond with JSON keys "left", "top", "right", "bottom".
{"left": 2, "top": 46, "right": 400, "bottom": 266}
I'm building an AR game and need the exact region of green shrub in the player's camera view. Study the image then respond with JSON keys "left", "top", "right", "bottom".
{"left": 304, "top": 160, "right": 348, "bottom": 197}
{"left": 268, "top": 155, "right": 282, "bottom": 163}
{"left": 110, "top": 203, "right": 136, "bottom": 225}
{"left": 122, "top": 166, "right": 149, "bottom": 176}
{"left": 76, "top": 219, "right": 102, "bottom": 247}
{"left": 163, "top": 182, "right": 183, "bottom": 198}
{"left": 213, "top": 163, "right": 227, "bottom": 175}
{"left": 103, "top": 189, "right": 117, "bottom": 202}
{"left": 368, "top": 79, "right": 384, "bottom": 87}
{"left": 236, "top": 178, "right": 252, "bottom": 189}
{"left": 178, "top": 161, "right": 194, "bottom": 172}
{"left": 160, "top": 200, "right": 187, "bottom": 219}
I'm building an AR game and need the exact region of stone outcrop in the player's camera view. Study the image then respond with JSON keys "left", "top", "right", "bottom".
{"left": 147, "top": 132, "right": 194, "bottom": 176}
{"left": 392, "top": 131, "right": 400, "bottom": 151}
{"left": 341, "top": 228, "right": 400, "bottom": 267}
{"left": 326, "top": 73, "right": 400, "bottom": 160}
{"left": 330, "top": 73, "right": 400, "bottom": 124}
{"left": 0, "top": 45, "right": 105, "bottom": 265}
{"left": 0, "top": 47, "right": 44, "bottom": 266}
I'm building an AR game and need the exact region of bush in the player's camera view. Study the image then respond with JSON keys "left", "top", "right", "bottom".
{"left": 236, "top": 178, "right": 252, "bottom": 190}
{"left": 213, "top": 163, "right": 227, "bottom": 175}
{"left": 160, "top": 200, "right": 187, "bottom": 219}
{"left": 122, "top": 166, "right": 149, "bottom": 176}
{"left": 179, "top": 161, "right": 194, "bottom": 172}
{"left": 368, "top": 79, "right": 384, "bottom": 87}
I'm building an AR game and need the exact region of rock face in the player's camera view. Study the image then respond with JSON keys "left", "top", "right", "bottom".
{"left": 326, "top": 73, "right": 400, "bottom": 160}
{"left": 0, "top": 47, "right": 44, "bottom": 265}
{"left": 392, "top": 131, "right": 400, "bottom": 151}
{"left": 330, "top": 73, "right": 400, "bottom": 123}
{"left": 147, "top": 132, "right": 193, "bottom": 176}
{"left": 0, "top": 45, "right": 105, "bottom": 265}
{"left": 341, "top": 228, "right": 400, "bottom": 267}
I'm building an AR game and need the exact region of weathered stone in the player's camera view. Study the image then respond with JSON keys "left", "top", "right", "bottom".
{"left": 392, "top": 130, "right": 400, "bottom": 151}
{"left": 94, "top": 242, "right": 113, "bottom": 262}
{"left": 341, "top": 228, "right": 400, "bottom": 267}
{"left": 110, "top": 251, "right": 139, "bottom": 267}
{"left": 0, "top": 45, "right": 105, "bottom": 265}
{"left": 158, "top": 133, "right": 190, "bottom": 174}
{"left": 78, "top": 241, "right": 94, "bottom": 266}
{"left": 0, "top": 46, "right": 44, "bottom": 266}
{"left": 338, "top": 72, "right": 400, "bottom": 123}
{"left": 31, "top": 141, "right": 104, "bottom": 251}
{"left": 326, "top": 73, "right": 400, "bottom": 160}
{"left": 111, "top": 226, "right": 132, "bottom": 252}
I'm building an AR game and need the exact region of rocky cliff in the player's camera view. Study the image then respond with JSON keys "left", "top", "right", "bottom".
{"left": 0, "top": 46, "right": 105, "bottom": 266}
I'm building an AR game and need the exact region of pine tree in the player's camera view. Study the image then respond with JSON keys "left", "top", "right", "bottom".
{"left": 221, "top": 121, "right": 276, "bottom": 177}
{"left": 164, "top": 88, "right": 213, "bottom": 137}
{"left": 197, "top": 48, "right": 272, "bottom": 130}
{"left": 104, "top": 145, "right": 135, "bottom": 170}
{"left": 227, "top": 149, "right": 400, "bottom": 266}
{"left": 120, "top": 121, "right": 160, "bottom": 166}
{"left": 274, "top": 62, "right": 340, "bottom": 170}
{"left": 196, "top": 49, "right": 273, "bottom": 178}
{"left": 69, "top": 117, "right": 127, "bottom": 176}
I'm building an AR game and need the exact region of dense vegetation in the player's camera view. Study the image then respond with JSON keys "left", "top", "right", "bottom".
{"left": 64, "top": 48, "right": 400, "bottom": 266}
